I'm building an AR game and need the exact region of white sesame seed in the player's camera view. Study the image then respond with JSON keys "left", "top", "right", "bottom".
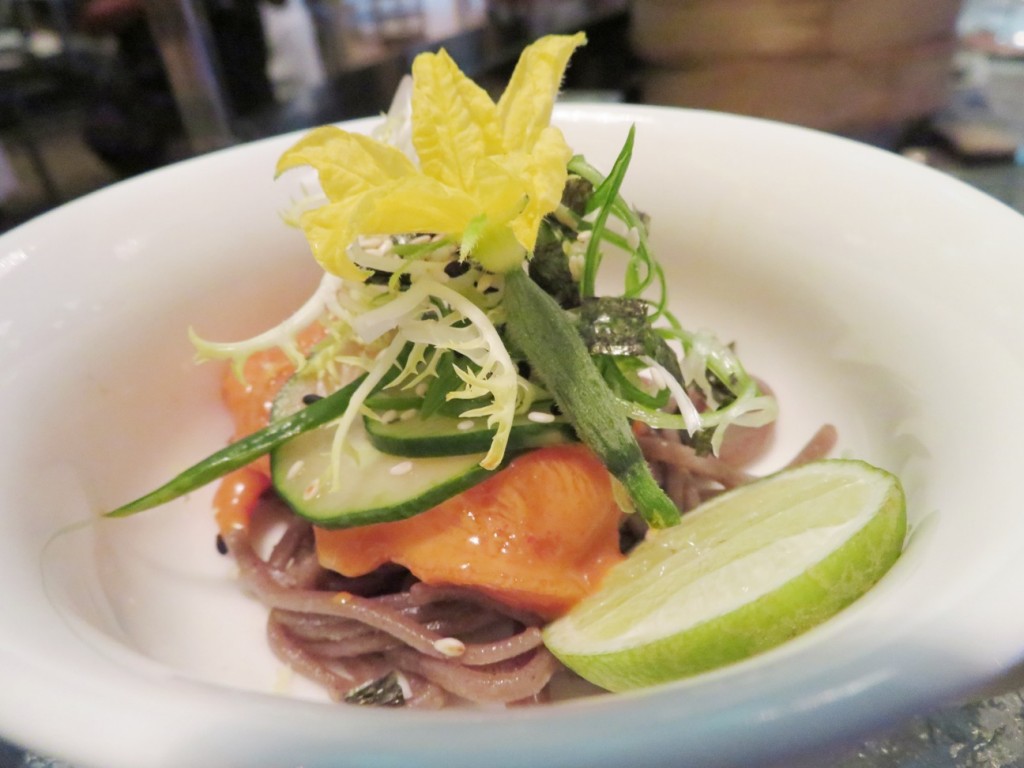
{"left": 381, "top": 409, "right": 398, "bottom": 423}
{"left": 433, "top": 637, "right": 466, "bottom": 657}
{"left": 303, "top": 478, "right": 320, "bottom": 500}
{"left": 415, "top": 382, "right": 428, "bottom": 396}
{"left": 528, "top": 411, "right": 556, "bottom": 423}
{"left": 359, "top": 235, "right": 389, "bottom": 255}
{"left": 394, "top": 670, "right": 413, "bottom": 699}
{"left": 286, "top": 460, "right": 305, "bottom": 480}
{"left": 390, "top": 461, "right": 413, "bottom": 476}
{"left": 400, "top": 408, "right": 418, "bottom": 421}
{"left": 457, "top": 419, "right": 476, "bottom": 431}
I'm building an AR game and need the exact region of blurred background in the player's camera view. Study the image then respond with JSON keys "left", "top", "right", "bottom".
{"left": 2, "top": 0, "right": 1024, "bottom": 233}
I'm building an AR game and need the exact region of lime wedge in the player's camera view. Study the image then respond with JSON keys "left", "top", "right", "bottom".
{"left": 542, "top": 459, "right": 906, "bottom": 691}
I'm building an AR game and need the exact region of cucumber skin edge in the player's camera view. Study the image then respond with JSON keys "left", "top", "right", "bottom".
{"left": 363, "top": 414, "right": 578, "bottom": 458}
{"left": 270, "top": 437, "right": 514, "bottom": 529}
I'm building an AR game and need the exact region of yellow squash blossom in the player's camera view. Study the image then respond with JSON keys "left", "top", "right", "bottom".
{"left": 276, "top": 33, "right": 586, "bottom": 280}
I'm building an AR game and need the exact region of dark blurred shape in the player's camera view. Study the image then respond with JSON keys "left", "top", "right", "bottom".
{"left": 205, "top": 1, "right": 278, "bottom": 113}
{"left": 77, "top": 0, "right": 181, "bottom": 174}
{"left": 77, "top": 0, "right": 281, "bottom": 175}
{"left": 0, "top": 0, "right": 83, "bottom": 206}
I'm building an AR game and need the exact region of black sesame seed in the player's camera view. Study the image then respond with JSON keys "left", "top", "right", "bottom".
{"left": 216, "top": 534, "right": 228, "bottom": 555}
{"left": 302, "top": 393, "right": 323, "bottom": 405}
{"left": 444, "top": 260, "right": 470, "bottom": 277}
{"left": 517, "top": 360, "right": 531, "bottom": 379}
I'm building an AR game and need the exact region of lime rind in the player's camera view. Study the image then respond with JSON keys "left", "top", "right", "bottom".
{"left": 542, "top": 459, "right": 907, "bottom": 692}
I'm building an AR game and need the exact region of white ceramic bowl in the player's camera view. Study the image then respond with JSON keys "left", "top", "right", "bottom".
{"left": 2, "top": 104, "right": 1024, "bottom": 768}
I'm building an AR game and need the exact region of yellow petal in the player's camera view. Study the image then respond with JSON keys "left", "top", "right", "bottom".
{"left": 468, "top": 157, "right": 530, "bottom": 227}
{"left": 496, "top": 33, "right": 586, "bottom": 151}
{"left": 411, "top": 48, "right": 501, "bottom": 190}
{"left": 277, "top": 126, "right": 416, "bottom": 201}
{"left": 522, "top": 124, "right": 573, "bottom": 242}
{"left": 350, "top": 175, "right": 480, "bottom": 239}
{"left": 299, "top": 197, "right": 372, "bottom": 281}
{"left": 496, "top": 126, "right": 572, "bottom": 253}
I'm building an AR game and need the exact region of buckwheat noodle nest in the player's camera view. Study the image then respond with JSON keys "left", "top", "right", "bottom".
{"left": 222, "top": 417, "right": 837, "bottom": 709}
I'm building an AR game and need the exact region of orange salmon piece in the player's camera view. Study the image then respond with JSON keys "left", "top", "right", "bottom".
{"left": 214, "top": 324, "right": 326, "bottom": 531}
{"left": 315, "top": 445, "right": 625, "bottom": 619}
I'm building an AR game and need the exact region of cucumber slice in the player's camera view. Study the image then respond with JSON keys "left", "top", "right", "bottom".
{"left": 271, "top": 419, "right": 493, "bottom": 528}
{"left": 269, "top": 360, "right": 496, "bottom": 528}
{"left": 364, "top": 407, "right": 575, "bottom": 458}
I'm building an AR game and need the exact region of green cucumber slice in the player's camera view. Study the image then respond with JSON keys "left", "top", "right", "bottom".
{"left": 363, "top": 406, "right": 575, "bottom": 458}
{"left": 271, "top": 419, "right": 493, "bottom": 528}
{"left": 269, "top": 360, "right": 496, "bottom": 528}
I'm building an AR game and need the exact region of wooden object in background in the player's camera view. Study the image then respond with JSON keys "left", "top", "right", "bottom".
{"left": 631, "top": 0, "right": 963, "bottom": 133}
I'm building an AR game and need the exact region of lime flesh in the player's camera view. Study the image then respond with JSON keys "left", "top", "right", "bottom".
{"left": 542, "top": 459, "right": 906, "bottom": 691}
